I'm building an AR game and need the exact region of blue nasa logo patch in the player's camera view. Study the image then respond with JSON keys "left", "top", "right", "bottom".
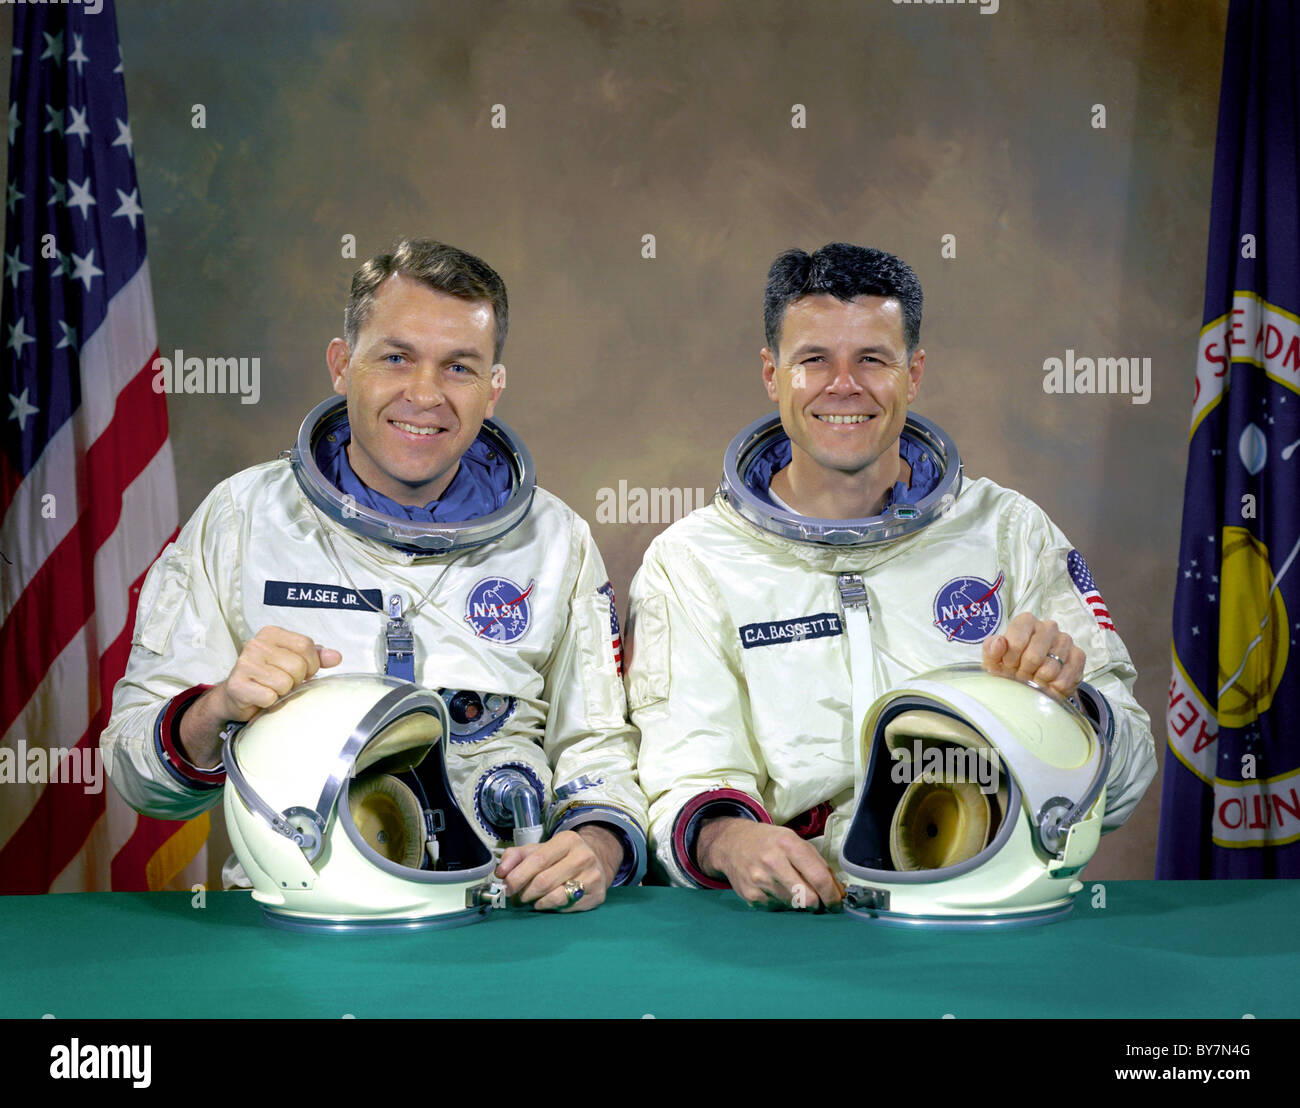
{"left": 465, "top": 576, "right": 535, "bottom": 643}
{"left": 932, "top": 572, "right": 1004, "bottom": 644}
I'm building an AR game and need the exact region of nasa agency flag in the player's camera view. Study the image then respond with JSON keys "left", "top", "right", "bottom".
{"left": 1157, "top": 0, "right": 1300, "bottom": 878}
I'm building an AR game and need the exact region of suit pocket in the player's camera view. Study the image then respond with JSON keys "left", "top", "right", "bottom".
{"left": 133, "top": 544, "right": 192, "bottom": 654}
{"left": 573, "top": 591, "right": 627, "bottom": 728}
{"left": 624, "top": 592, "right": 670, "bottom": 712}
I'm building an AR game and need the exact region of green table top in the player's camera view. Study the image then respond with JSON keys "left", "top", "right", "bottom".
{"left": 1, "top": 881, "right": 1296, "bottom": 1019}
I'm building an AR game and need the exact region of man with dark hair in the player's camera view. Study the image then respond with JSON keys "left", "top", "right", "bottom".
{"left": 104, "top": 238, "right": 648, "bottom": 912}
{"left": 764, "top": 242, "right": 924, "bottom": 356}
{"left": 626, "top": 242, "right": 1155, "bottom": 910}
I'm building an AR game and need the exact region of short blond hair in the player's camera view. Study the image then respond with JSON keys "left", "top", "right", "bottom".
{"left": 344, "top": 238, "right": 508, "bottom": 361}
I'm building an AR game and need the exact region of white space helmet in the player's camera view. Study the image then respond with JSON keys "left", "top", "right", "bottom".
{"left": 223, "top": 673, "right": 500, "bottom": 932}
{"left": 839, "top": 664, "right": 1113, "bottom": 928}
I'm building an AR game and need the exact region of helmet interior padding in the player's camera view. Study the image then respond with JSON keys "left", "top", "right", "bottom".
{"left": 847, "top": 705, "right": 1010, "bottom": 873}
{"left": 349, "top": 773, "right": 426, "bottom": 868}
{"left": 890, "top": 777, "right": 992, "bottom": 870}
{"left": 354, "top": 712, "right": 440, "bottom": 777}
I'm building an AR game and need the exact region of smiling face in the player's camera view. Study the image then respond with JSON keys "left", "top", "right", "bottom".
{"left": 326, "top": 275, "right": 503, "bottom": 506}
{"left": 762, "top": 293, "right": 924, "bottom": 485}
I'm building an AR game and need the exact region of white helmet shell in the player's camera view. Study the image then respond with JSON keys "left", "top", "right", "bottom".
{"left": 223, "top": 673, "right": 500, "bottom": 932}
{"left": 839, "top": 664, "right": 1113, "bottom": 928}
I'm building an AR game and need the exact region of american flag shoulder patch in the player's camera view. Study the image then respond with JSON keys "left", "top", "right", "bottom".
{"left": 597, "top": 581, "right": 624, "bottom": 676}
{"left": 1067, "top": 549, "right": 1116, "bottom": 632}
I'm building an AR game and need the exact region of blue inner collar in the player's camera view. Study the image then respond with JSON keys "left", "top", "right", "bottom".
{"left": 315, "top": 421, "right": 515, "bottom": 524}
{"left": 744, "top": 427, "right": 941, "bottom": 511}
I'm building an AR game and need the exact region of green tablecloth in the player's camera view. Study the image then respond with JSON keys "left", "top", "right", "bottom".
{"left": 1, "top": 881, "right": 1295, "bottom": 1018}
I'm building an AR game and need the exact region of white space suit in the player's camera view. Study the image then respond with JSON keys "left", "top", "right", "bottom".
{"left": 102, "top": 400, "right": 648, "bottom": 884}
{"left": 625, "top": 414, "right": 1155, "bottom": 888}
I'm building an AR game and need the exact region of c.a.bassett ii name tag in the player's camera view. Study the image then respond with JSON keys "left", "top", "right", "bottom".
{"left": 263, "top": 581, "right": 382, "bottom": 611}
{"left": 739, "top": 611, "right": 843, "bottom": 649}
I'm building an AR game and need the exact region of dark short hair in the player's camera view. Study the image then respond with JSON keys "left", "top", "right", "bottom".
{"left": 763, "top": 243, "right": 922, "bottom": 358}
{"left": 344, "top": 238, "right": 508, "bottom": 362}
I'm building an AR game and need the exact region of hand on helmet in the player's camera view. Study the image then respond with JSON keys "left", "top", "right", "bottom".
{"left": 981, "top": 612, "right": 1084, "bottom": 699}
{"left": 179, "top": 626, "right": 340, "bottom": 768}
{"left": 213, "top": 626, "right": 342, "bottom": 722}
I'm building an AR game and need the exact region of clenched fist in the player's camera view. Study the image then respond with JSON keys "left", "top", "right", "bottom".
{"left": 178, "top": 626, "right": 341, "bottom": 767}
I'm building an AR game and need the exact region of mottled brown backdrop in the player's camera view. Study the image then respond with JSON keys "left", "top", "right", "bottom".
{"left": 3, "top": 0, "right": 1229, "bottom": 883}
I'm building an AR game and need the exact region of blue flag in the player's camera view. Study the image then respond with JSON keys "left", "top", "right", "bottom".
{"left": 1158, "top": 0, "right": 1300, "bottom": 878}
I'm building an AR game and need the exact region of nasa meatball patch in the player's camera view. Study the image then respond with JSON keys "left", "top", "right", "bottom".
{"left": 465, "top": 576, "right": 535, "bottom": 643}
{"left": 932, "top": 572, "right": 1005, "bottom": 643}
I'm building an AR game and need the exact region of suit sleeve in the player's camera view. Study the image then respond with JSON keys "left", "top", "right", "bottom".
{"left": 625, "top": 536, "right": 773, "bottom": 888}
{"left": 1004, "top": 497, "right": 1157, "bottom": 832}
{"left": 539, "top": 514, "right": 649, "bottom": 886}
{"left": 101, "top": 482, "right": 245, "bottom": 820}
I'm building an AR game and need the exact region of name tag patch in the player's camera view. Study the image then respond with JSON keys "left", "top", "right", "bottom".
{"left": 263, "top": 581, "right": 382, "bottom": 610}
{"left": 740, "top": 611, "right": 843, "bottom": 649}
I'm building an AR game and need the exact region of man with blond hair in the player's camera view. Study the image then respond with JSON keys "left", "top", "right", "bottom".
{"left": 105, "top": 238, "right": 647, "bottom": 911}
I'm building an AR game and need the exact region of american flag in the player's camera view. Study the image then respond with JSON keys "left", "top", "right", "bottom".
{"left": 1067, "top": 549, "right": 1116, "bottom": 632}
{"left": 598, "top": 580, "right": 624, "bottom": 676}
{"left": 0, "top": 2, "right": 207, "bottom": 892}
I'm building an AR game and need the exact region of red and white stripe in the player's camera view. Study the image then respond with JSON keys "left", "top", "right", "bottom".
{"left": 0, "top": 263, "right": 206, "bottom": 893}
{"left": 1081, "top": 591, "right": 1116, "bottom": 631}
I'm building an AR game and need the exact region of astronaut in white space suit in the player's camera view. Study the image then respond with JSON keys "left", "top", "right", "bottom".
{"left": 625, "top": 243, "right": 1156, "bottom": 910}
{"left": 103, "top": 239, "right": 647, "bottom": 911}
